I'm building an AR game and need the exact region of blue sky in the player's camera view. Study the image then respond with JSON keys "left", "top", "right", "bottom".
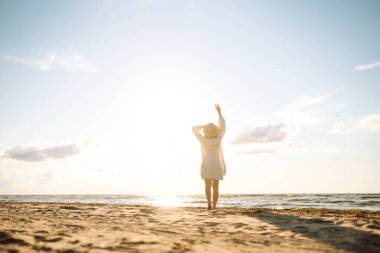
{"left": 0, "top": 0, "right": 379, "bottom": 194}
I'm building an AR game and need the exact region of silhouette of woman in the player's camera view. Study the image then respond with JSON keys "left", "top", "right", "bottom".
{"left": 192, "top": 104, "right": 226, "bottom": 210}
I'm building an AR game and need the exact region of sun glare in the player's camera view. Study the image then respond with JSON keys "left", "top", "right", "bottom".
{"left": 155, "top": 196, "right": 183, "bottom": 207}
{"left": 122, "top": 71, "right": 208, "bottom": 152}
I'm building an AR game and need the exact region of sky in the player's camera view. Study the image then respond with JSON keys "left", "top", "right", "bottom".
{"left": 0, "top": 0, "right": 379, "bottom": 195}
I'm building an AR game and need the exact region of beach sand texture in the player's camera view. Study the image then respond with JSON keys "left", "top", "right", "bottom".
{"left": 0, "top": 202, "right": 379, "bottom": 253}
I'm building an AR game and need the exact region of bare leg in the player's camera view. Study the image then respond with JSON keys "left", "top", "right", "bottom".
{"left": 212, "top": 180, "right": 219, "bottom": 210}
{"left": 204, "top": 179, "right": 212, "bottom": 210}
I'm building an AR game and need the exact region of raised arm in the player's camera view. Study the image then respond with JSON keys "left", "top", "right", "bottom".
{"left": 215, "top": 104, "right": 226, "bottom": 136}
{"left": 192, "top": 125, "right": 204, "bottom": 143}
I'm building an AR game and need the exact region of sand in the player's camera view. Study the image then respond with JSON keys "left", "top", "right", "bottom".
{"left": 0, "top": 202, "right": 379, "bottom": 253}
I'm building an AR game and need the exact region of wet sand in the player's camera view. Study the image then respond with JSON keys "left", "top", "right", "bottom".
{"left": 0, "top": 202, "right": 379, "bottom": 252}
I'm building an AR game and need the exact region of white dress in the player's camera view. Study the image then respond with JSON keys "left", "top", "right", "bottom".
{"left": 192, "top": 117, "right": 226, "bottom": 180}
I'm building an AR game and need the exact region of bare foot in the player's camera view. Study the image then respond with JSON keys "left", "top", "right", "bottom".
{"left": 207, "top": 205, "right": 212, "bottom": 210}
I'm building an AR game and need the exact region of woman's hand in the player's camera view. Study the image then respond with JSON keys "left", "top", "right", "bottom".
{"left": 215, "top": 104, "right": 222, "bottom": 116}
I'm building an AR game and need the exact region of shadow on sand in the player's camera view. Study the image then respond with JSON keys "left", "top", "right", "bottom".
{"left": 247, "top": 210, "right": 380, "bottom": 253}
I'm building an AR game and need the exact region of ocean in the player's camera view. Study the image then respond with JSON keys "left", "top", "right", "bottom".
{"left": 1, "top": 194, "right": 379, "bottom": 211}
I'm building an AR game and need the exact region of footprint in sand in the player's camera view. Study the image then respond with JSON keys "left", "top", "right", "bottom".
{"left": 230, "top": 238, "right": 247, "bottom": 245}
{"left": 171, "top": 242, "right": 191, "bottom": 252}
{"left": 32, "top": 245, "right": 53, "bottom": 252}
{"left": 0, "top": 231, "right": 29, "bottom": 246}
{"left": 9, "top": 229, "right": 27, "bottom": 233}
{"left": 366, "top": 224, "right": 380, "bottom": 230}
{"left": 205, "top": 222, "right": 219, "bottom": 227}
{"left": 234, "top": 222, "right": 248, "bottom": 229}
{"left": 307, "top": 218, "right": 332, "bottom": 224}
{"left": 120, "top": 240, "right": 158, "bottom": 245}
{"left": 60, "top": 206, "right": 82, "bottom": 210}
{"left": 153, "top": 229, "right": 177, "bottom": 234}
{"left": 63, "top": 224, "right": 86, "bottom": 229}
{"left": 56, "top": 232, "right": 71, "bottom": 237}
{"left": 34, "top": 235, "right": 62, "bottom": 243}
{"left": 181, "top": 238, "right": 195, "bottom": 243}
{"left": 35, "top": 230, "right": 49, "bottom": 234}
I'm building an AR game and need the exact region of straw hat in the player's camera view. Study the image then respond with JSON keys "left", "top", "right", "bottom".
{"left": 203, "top": 123, "right": 218, "bottom": 138}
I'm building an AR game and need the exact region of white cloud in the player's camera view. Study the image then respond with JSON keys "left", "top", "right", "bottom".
{"left": 231, "top": 123, "right": 288, "bottom": 145}
{"left": 278, "top": 91, "right": 338, "bottom": 126}
{"left": 288, "top": 92, "right": 334, "bottom": 108}
{"left": 237, "top": 148, "right": 277, "bottom": 155}
{"left": 287, "top": 141, "right": 304, "bottom": 149}
{"left": 1, "top": 142, "right": 82, "bottom": 162}
{"left": 233, "top": 92, "right": 338, "bottom": 155}
{"left": 354, "top": 61, "right": 380, "bottom": 72}
{"left": 359, "top": 114, "right": 380, "bottom": 130}
{"left": 0, "top": 51, "right": 97, "bottom": 72}
{"left": 234, "top": 140, "right": 304, "bottom": 155}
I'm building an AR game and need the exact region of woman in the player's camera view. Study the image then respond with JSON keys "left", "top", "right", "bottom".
{"left": 192, "top": 104, "right": 226, "bottom": 210}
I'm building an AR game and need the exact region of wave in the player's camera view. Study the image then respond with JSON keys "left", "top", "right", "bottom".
{"left": 360, "top": 196, "right": 380, "bottom": 199}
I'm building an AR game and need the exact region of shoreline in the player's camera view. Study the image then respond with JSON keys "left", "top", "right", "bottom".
{"left": 2, "top": 200, "right": 380, "bottom": 211}
{"left": 1, "top": 202, "right": 380, "bottom": 252}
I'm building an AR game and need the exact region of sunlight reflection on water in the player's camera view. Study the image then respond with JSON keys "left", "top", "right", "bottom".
{"left": 153, "top": 196, "right": 183, "bottom": 207}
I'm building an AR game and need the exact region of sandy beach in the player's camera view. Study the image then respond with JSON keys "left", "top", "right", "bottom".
{"left": 0, "top": 202, "right": 379, "bottom": 253}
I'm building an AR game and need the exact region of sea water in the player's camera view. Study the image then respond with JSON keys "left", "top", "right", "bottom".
{"left": 1, "top": 194, "right": 379, "bottom": 211}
